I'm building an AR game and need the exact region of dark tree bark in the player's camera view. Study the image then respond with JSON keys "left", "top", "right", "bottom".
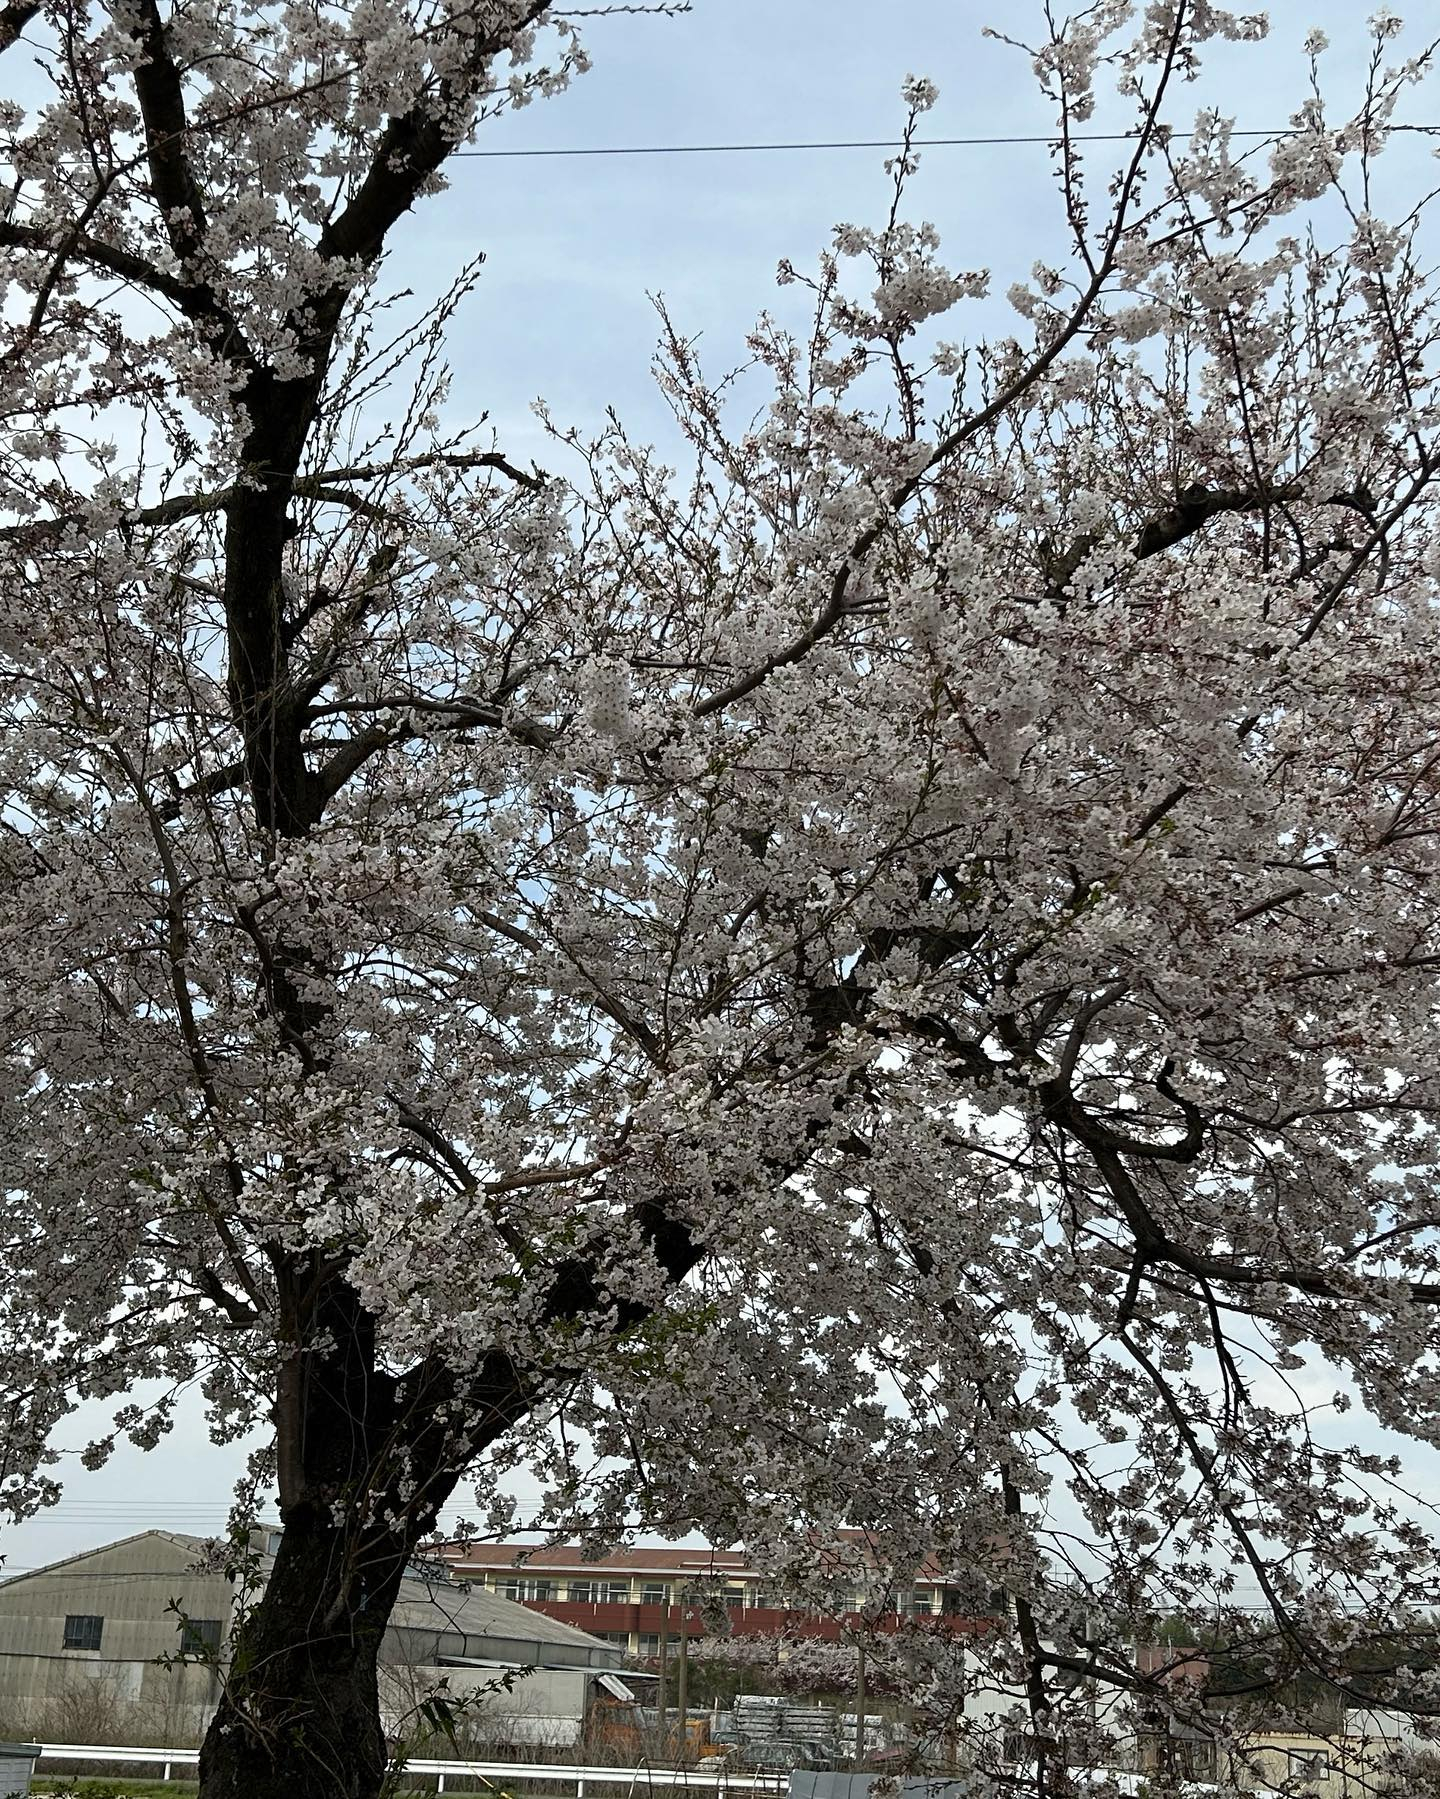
{"left": 197, "top": 1269, "right": 533, "bottom": 1799}
{"left": 198, "top": 1512, "right": 399, "bottom": 1799}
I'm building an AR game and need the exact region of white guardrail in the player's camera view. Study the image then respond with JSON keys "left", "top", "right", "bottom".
{"left": 35, "top": 1745, "right": 792, "bottom": 1796}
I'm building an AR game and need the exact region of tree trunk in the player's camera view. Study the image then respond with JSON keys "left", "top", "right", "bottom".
{"left": 198, "top": 1513, "right": 398, "bottom": 1799}
{"left": 197, "top": 1268, "right": 473, "bottom": 1799}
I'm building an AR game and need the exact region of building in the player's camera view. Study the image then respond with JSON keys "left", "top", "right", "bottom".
{"left": 0, "top": 1530, "right": 629, "bottom": 1748}
{"left": 440, "top": 1534, "right": 994, "bottom": 1661}
{"left": 1228, "top": 1716, "right": 1434, "bottom": 1799}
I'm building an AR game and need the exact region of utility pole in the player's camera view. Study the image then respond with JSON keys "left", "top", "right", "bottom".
{"left": 658, "top": 1603, "right": 670, "bottom": 1750}
{"left": 676, "top": 1589, "right": 689, "bottom": 1760}
{"left": 854, "top": 1638, "right": 867, "bottom": 1771}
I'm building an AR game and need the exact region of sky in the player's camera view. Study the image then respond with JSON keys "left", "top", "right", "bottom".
{"left": 4, "top": 0, "right": 1440, "bottom": 1583}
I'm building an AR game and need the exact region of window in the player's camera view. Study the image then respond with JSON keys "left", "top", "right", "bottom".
{"left": 1180, "top": 1741, "right": 1218, "bottom": 1778}
{"left": 636, "top": 1632, "right": 663, "bottom": 1656}
{"left": 63, "top": 1614, "right": 103, "bottom": 1652}
{"left": 911, "top": 1590, "right": 934, "bottom": 1614}
{"left": 567, "top": 1578, "right": 626, "bottom": 1603}
{"left": 180, "top": 1617, "right": 223, "bottom": 1657}
{"left": 496, "top": 1577, "right": 552, "bottom": 1601}
{"left": 723, "top": 1586, "right": 747, "bottom": 1610}
{"left": 640, "top": 1582, "right": 670, "bottom": 1605}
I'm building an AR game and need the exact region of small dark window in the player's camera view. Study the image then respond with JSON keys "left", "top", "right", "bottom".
{"left": 180, "top": 1617, "right": 223, "bottom": 1656}
{"left": 63, "top": 1614, "right": 103, "bottom": 1651}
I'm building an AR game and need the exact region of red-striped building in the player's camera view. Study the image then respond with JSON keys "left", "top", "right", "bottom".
{"left": 438, "top": 1535, "right": 994, "bottom": 1659}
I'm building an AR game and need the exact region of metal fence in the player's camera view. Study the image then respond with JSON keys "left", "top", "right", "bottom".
{"left": 35, "top": 1744, "right": 793, "bottom": 1797}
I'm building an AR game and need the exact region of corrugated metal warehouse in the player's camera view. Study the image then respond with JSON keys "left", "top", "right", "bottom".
{"left": 0, "top": 1530, "right": 627, "bottom": 1747}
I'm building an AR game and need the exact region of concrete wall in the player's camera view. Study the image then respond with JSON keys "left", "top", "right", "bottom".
{"left": 449, "top": 1665, "right": 591, "bottom": 1748}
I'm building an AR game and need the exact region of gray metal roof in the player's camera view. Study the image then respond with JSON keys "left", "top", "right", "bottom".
{"left": 0, "top": 1529, "right": 206, "bottom": 1590}
{"left": 0, "top": 1530, "right": 620, "bottom": 1665}
{"left": 385, "top": 1569, "right": 622, "bottom": 1656}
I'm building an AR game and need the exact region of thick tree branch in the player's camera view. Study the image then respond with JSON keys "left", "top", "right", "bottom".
{"left": 0, "top": 0, "right": 38, "bottom": 53}
{"left": 1084, "top": 1130, "right": 1440, "bottom": 1312}
{"left": 310, "top": 449, "right": 544, "bottom": 492}
{"left": 0, "top": 218, "right": 196, "bottom": 309}
{"left": 0, "top": 451, "right": 539, "bottom": 552}
{"left": 314, "top": 2, "right": 554, "bottom": 273}
{"left": 123, "top": 0, "right": 252, "bottom": 357}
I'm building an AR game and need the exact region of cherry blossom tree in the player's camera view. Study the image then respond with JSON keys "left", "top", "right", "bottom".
{"left": 4, "top": 0, "right": 1440, "bottom": 1794}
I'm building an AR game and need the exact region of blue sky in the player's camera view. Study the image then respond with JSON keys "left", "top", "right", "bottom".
{"left": 5, "top": 0, "right": 1440, "bottom": 1580}
{"left": 421, "top": 0, "right": 1438, "bottom": 457}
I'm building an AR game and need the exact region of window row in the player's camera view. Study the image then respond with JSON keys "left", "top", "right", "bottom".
{"left": 487, "top": 1578, "right": 941, "bottom": 1613}
{"left": 493, "top": 1578, "right": 633, "bottom": 1603}
{"left": 62, "top": 1614, "right": 221, "bottom": 1654}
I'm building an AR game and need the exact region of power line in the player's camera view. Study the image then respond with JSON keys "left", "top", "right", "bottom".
{"left": 13, "top": 1502, "right": 554, "bottom": 1518}
{"left": 452, "top": 124, "right": 1440, "bottom": 160}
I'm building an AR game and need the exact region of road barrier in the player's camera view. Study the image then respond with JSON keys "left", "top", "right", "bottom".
{"left": 35, "top": 1744, "right": 793, "bottom": 1796}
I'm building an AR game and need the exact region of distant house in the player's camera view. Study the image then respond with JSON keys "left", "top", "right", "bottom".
{"left": 0, "top": 1530, "right": 629, "bottom": 1747}
{"left": 1229, "top": 1716, "right": 1433, "bottom": 1799}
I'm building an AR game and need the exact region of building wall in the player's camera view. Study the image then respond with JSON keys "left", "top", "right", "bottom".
{"left": 0, "top": 1535, "right": 620, "bottom": 1749}
{"left": 378, "top": 1655, "right": 598, "bottom": 1750}
{"left": 0, "top": 1537, "right": 230, "bottom": 1740}
{"left": 1234, "top": 1732, "right": 1391, "bottom": 1799}
{"left": 444, "top": 1665, "right": 593, "bottom": 1748}
{"left": 457, "top": 1575, "right": 976, "bottom": 1658}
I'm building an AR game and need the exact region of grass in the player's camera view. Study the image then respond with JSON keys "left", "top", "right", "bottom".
{"left": 32, "top": 1786, "right": 443, "bottom": 1798}
{"left": 33, "top": 1783, "right": 446, "bottom": 1799}
{"left": 33, "top": 1782, "right": 200, "bottom": 1798}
